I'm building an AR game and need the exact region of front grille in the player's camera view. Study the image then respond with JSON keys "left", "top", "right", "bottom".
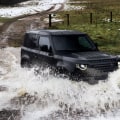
{"left": 89, "top": 59, "right": 118, "bottom": 72}
{"left": 90, "top": 59, "right": 115, "bottom": 64}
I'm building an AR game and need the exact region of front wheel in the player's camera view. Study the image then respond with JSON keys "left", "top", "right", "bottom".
{"left": 88, "top": 77, "right": 98, "bottom": 85}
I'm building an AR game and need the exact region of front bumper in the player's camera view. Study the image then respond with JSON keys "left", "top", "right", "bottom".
{"left": 73, "top": 67, "right": 113, "bottom": 81}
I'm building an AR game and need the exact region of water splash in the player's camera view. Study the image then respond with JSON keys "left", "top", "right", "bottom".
{"left": 0, "top": 47, "right": 120, "bottom": 120}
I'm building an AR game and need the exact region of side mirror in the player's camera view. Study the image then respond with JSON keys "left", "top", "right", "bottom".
{"left": 41, "top": 45, "right": 49, "bottom": 52}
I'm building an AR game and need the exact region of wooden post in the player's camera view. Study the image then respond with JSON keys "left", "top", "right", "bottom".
{"left": 90, "top": 13, "right": 93, "bottom": 24}
{"left": 49, "top": 14, "right": 52, "bottom": 27}
{"left": 110, "top": 11, "right": 112, "bottom": 22}
{"left": 66, "top": 14, "right": 70, "bottom": 26}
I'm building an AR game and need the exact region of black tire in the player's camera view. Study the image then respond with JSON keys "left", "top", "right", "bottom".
{"left": 21, "top": 59, "right": 31, "bottom": 68}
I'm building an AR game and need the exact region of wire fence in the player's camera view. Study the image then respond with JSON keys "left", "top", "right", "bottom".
{"left": 48, "top": 11, "right": 120, "bottom": 27}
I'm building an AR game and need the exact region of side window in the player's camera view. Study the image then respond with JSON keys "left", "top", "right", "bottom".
{"left": 39, "top": 36, "right": 51, "bottom": 52}
{"left": 24, "top": 33, "right": 38, "bottom": 49}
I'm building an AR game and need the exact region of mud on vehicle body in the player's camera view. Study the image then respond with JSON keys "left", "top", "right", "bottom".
{"left": 21, "top": 30, "right": 120, "bottom": 83}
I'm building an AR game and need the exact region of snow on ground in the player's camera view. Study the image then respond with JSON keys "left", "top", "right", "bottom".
{"left": 0, "top": 0, "right": 67, "bottom": 18}
{"left": 64, "top": 4, "right": 86, "bottom": 11}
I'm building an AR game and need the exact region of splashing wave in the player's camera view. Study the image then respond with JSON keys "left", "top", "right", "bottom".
{"left": 0, "top": 47, "right": 120, "bottom": 120}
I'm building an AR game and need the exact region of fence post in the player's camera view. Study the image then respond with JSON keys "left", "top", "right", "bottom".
{"left": 49, "top": 14, "right": 52, "bottom": 27}
{"left": 66, "top": 14, "right": 70, "bottom": 26}
{"left": 90, "top": 13, "right": 93, "bottom": 24}
{"left": 110, "top": 11, "right": 112, "bottom": 22}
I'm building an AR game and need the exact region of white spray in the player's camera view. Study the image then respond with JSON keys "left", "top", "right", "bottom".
{"left": 0, "top": 47, "right": 120, "bottom": 120}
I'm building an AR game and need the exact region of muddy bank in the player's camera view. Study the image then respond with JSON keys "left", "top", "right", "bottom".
{"left": 1, "top": 15, "right": 47, "bottom": 46}
{"left": 0, "top": 9, "right": 51, "bottom": 47}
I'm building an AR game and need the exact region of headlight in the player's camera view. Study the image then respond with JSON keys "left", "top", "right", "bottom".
{"left": 118, "top": 62, "right": 120, "bottom": 68}
{"left": 76, "top": 64, "right": 87, "bottom": 70}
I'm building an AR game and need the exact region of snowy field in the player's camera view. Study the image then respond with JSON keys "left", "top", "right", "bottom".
{"left": 0, "top": 0, "right": 66, "bottom": 18}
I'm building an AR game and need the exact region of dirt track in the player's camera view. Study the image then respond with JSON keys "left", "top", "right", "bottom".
{"left": 0, "top": 3, "right": 64, "bottom": 47}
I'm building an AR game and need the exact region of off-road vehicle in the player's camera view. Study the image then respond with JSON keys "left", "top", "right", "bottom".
{"left": 21, "top": 30, "right": 120, "bottom": 83}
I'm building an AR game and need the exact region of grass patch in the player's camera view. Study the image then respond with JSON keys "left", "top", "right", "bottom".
{"left": 50, "top": 0, "right": 120, "bottom": 54}
{"left": 0, "top": 17, "right": 11, "bottom": 23}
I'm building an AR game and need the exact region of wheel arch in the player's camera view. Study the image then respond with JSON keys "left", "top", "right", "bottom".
{"left": 56, "top": 61, "right": 75, "bottom": 72}
{"left": 21, "top": 55, "right": 30, "bottom": 67}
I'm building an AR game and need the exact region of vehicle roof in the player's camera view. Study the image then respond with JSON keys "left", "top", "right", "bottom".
{"left": 26, "top": 29, "right": 86, "bottom": 35}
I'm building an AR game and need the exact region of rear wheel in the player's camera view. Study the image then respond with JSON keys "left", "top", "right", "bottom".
{"left": 21, "top": 59, "right": 31, "bottom": 68}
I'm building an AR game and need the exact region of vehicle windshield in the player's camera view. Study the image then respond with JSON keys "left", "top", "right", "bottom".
{"left": 52, "top": 35, "right": 97, "bottom": 52}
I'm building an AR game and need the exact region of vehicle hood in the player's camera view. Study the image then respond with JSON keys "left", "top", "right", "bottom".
{"left": 58, "top": 51, "right": 117, "bottom": 61}
{"left": 71, "top": 51, "right": 115, "bottom": 60}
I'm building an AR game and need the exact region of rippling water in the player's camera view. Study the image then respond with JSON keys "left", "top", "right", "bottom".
{"left": 0, "top": 47, "right": 120, "bottom": 120}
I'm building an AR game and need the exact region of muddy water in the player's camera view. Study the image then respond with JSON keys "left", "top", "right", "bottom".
{"left": 0, "top": 47, "right": 120, "bottom": 120}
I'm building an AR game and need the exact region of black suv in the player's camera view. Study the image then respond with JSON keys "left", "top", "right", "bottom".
{"left": 21, "top": 30, "right": 120, "bottom": 82}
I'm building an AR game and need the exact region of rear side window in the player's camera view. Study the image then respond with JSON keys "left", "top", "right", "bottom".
{"left": 23, "top": 33, "right": 38, "bottom": 49}
{"left": 39, "top": 36, "right": 51, "bottom": 52}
